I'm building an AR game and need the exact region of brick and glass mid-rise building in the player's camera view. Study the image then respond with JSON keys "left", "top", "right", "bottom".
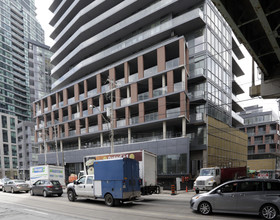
{"left": 239, "top": 105, "right": 280, "bottom": 172}
{"left": 33, "top": 0, "right": 247, "bottom": 181}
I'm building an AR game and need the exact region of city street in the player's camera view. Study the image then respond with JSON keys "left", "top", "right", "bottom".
{"left": 0, "top": 190, "right": 273, "bottom": 220}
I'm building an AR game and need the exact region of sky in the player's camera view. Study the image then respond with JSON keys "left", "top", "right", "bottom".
{"left": 34, "top": 1, "right": 279, "bottom": 116}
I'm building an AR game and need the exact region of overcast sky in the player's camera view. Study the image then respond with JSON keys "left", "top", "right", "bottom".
{"left": 35, "top": 0, "right": 54, "bottom": 46}
{"left": 33, "top": 0, "right": 279, "bottom": 114}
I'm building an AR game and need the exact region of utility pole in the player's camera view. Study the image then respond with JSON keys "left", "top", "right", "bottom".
{"left": 54, "top": 125, "right": 59, "bottom": 166}
{"left": 110, "top": 79, "right": 114, "bottom": 153}
{"left": 43, "top": 125, "right": 47, "bottom": 165}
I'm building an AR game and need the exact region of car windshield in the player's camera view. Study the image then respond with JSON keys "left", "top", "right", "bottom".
{"left": 200, "top": 169, "right": 215, "bottom": 176}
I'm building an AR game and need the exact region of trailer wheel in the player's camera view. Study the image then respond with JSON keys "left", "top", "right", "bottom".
{"left": 104, "top": 193, "right": 114, "bottom": 207}
{"left": 67, "top": 190, "right": 76, "bottom": 202}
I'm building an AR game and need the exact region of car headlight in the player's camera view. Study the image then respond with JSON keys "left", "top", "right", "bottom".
{"left": 193, "top": 195, "right": 200, "bottom": 200}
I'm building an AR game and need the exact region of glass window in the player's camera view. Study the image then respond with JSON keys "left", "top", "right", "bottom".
{"left": 11, "top": 131, "right": 16, "bottom": 143}
{"left": 2, "top": 130, "right": 8, "bottom": 142}
{"left": 220, "top": 182, "right": 237, "bottom": 193}
{"left": 78, "top": 176, "right": 86, "bottom": 184}
{"left": 10, "top": 117, "right": 15, "bottom": 130}
{"left": 12, "top": 158, "right": 17, "bottom": 169}
{"left": 4, "top": 144, "right": 9, "bottom": 155}
{"left": 4, "top": 157, "right": 9, "bottom": 168}
{"left": 264, "top": 181, "right": 280, "bottom": 191}
{"left": 2, "top": 115, "right": 7, "bottom": 128}
{"left": 86, "top": 176, "right": 93, "bottom": 184}
{"left": 12, "top": 145, "right": 17, "bottom": 156}
{"left": 237, "top": 181, "right": 262, "bottom": 192}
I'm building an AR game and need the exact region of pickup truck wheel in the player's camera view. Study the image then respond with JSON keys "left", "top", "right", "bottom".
{"left": 104, "top": 194, "right": 114, "bottom": 207}
{"left": 67, "top": 190, "right": 76, "bottom": 202}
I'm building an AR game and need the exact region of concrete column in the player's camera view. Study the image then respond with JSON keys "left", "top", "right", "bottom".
{"left": 162, "top": 74, "right": 166, "bottom": 95}
{"left": 182, "top": 117, "right": 186, "bottom": 137}
{"left": 128, "top": 128, "right": 131, "bottom": 144}
{"left": 182, "top": 69, "right": 186, "bottom": 90}
{"left": 78, "top": 137, "right": 81, "bottom": 150}
{"left": 163, "top": 121, "right": 166, "bottom": 139}
{"left": 60, "top": 140, "right": 63, "bottom": 152}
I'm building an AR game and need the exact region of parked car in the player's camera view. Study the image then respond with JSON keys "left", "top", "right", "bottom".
{"left": 190, "top": 178, "right": 280, "bottom": 220}
{"left": 30, "top": 179, "right": 63, "bottom": 197}
{"left": 3, "top": 180, "right": 29, "bottom": 193}
{"left": 0, "top": 178, "right": 10, "bottom": 191}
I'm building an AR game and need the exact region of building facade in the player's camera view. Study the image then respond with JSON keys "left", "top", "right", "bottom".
{"left": 239, "top": 105, "right": 280, "bottom": 171}
{"left": 33, "top": 0, "right": 247, "bottom": 181}
{"left": 0, "top": 0, "right": 53, "bottom": 179}
{"left": 0, "top": 113, "right": 18, "bottom": 178}
{"left": 0, "top": 0, "right": 44, "bottom": 121}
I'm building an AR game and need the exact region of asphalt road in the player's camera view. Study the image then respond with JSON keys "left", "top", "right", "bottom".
{"left": 0, "top": 190, "right": 277, "bottom": 220}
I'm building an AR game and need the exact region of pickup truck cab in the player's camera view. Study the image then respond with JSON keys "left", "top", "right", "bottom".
{"left": 67, "top": 175, "right": 94, "bottom": 199}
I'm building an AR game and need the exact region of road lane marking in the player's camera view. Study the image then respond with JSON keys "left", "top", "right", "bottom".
{"left": 24, "top": 209, "right": 48, "bottom": 215}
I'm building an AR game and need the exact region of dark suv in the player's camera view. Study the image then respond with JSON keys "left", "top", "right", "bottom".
{"left": 30, "top": 180, "right": 63, "bottom": 197}
{"left": 190, "top": 178, "right": 280, "bottom": 220}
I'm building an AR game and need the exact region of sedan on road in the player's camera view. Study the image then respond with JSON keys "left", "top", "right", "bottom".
{"left": 0, "top": 178, "right": 10, "bottom": 191}
{"left": 30, "top": 180, "right": 63, "bottom": 197}
{"left": 190, "top": 178, "right": 280, "bottom": 220}
{"left": 3, "top": 180, "right": 30, "bottom": 193}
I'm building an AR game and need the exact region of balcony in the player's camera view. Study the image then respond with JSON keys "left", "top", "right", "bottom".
{"left": 79, "top": 93, "right": 85, "bottom": 100}
{"left": 82, "top": 110, "right": 88, "bottom": 117}
{"left": 89, "top": 125, "right": 98, "bottom": 133}
{"left": 59, "top": 101, "right": 63, "bottom": 107}
{"left": 117, "top": 119, "right": 126, "bottom": 127}
{"left": 189, "top": 113, "right": 205, "bottom": 124}
{"left": 62, "top": 116, "right": 68, "bottom": 122}
{"left": 166, "top": 58, "right": 179, "bottom": 70}
{"left": 88, "top": 88, "right": 97, "bottom": 97}
{"left": 138, "top": 92, "right": 149, "bottom": 101}
{"left": 68, "top": 97, "right": 75, "bottom": 104}
{"left": 69, "top": 130, "right": 76, "bottom": 136}
{"left": 72, "top": 113, "right": 80, "bottom": 119}
{"left": 116, "top": 78, "right": 125, "bottom": 87}
{"left": 101, "top": 84, "right": 110, "bottom": 93}
{"left": 174, "top": 82, "right": 184, "bottom": 92}
{"left": 81, "top": 128, "right": 87, "bottom": 134}
{"left": 232, "top": 110, "right": 244, "bottom": 126}
{"left": 129, "top": 73, "right": 138, "bottom": 83}
{"left": 188, "top": 91, "right": 206, "bottom": 101}
{"left": 121, "top": 97, "right": 131, "bottom": 106}
{"left": 52, "top": 104, "right": 56, "bottom": 110}
{"left": 103, "top": 123, "right": 111, "bottom": 130}
{"left": 145, "top": 112, "right": 158, "bottom": 122}
{"left": 166, "top": 107, "right": 180, "bottom": 118}
{"left": 144, "top": 66, "right": 157, "bottom": 78}
{"left": 130, "top": 116, "right": 139, "bottom": 125}
{"left": 153, "top": 87, "right": 167, "bottom": 97}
